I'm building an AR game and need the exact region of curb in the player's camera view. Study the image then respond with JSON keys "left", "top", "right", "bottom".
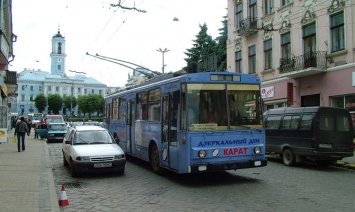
{"left": 334, "top": 161, "right": 355, "bottom": 170}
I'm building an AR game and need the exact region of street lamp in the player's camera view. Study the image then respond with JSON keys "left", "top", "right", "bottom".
{"left": 156, "top": 48, "right": 170, "bottom": 74}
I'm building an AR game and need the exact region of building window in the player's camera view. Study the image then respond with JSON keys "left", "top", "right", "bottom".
{"left": 92, "top": 89, "right": 94, "bottom": 94}
{"left": 22, "top": 85, "right": 25, "bottom": 90}
{"left": 78, "top": 88, "right": 81, "bottom": 93}
{"left": 30, "top": 95, "right": 34, "bottom": 101}
{"left": 58, "top": 43, "right": 62, "bottom": 54}
{"left": 21, "top": 95, "right": 25, "bottom": 101}
{"left": 248, "top": 45, "right": 256, "bottom": 74}
{"left": 39, "top": 86, "right": 42, "bottom": 92}
{"left": 281, "top": 32, "right": 291, "bottom": 59}
{"left": 58, "top": 65, "right": 61, "bottom": 71}
{"left": 56, "top": 86, "right": 59, "bottom": 92}
{"left": 281, "top": 0, "right": 291, "bottom": 7}
{"left": 264, "top": 0, "right": 274, "bottom": 15}
{"left": 264, "top": 39, "right": 273, "bottom": 70}
{"left": 235, "top": 3, "right": 243, "bottom": 30}
{"left": 99, "top": 90, "right": 102, "bottom": 95}
{"left": 48, "top": 86, "right": 52, "bottom": 92}
{"left": 84, "top": 89, "right": 87, "bottom": 94}
{"left": 30, "top": 86, "right": 33, "bottom": 91}
{"left": 249, "top": 0, "right": 257, "bottom": 20}
{"left": 331, "top": 12, "right": 345, "bottom": 52}
{"left": 235, "top": 51, "right": 242, "bottom": 73}
{"left": 303, "top": 23, "right": 316, "bottom": 54}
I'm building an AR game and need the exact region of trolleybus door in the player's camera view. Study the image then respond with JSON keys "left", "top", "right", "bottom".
{"left": 126, "top": 100, "right": 136, "bottom": 155}
{"left": 161, "top": 94, "right": 179, "bottom": 170}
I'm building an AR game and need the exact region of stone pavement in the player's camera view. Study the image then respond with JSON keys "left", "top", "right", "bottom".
{"left": 0, "top": 130, "right": 59, "bottom": 212}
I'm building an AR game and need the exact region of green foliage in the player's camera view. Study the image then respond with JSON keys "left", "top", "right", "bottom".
{"left": 183, "top": 15, "right": 227, "bottom": 73}
{"left": 215, "top": 16, "right": 228, "bottom": 72}
{"left": 63, "top": 96, "right": 77, "bottom": 112}
{"left": 184, "top": 23, "right": 217, "bottom": 73}
{"left": 77, "top": 95, "right": 89, "bottom": 116}
{"left": 48, "top": 94, "right": 63, "bottom": 114}
{"left": 34, "top": 94, "right": 47, "bottom": 113}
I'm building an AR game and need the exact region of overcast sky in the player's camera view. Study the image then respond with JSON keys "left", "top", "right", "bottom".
{"left": 11, "top": 0, "right": 227, "bottom": 87}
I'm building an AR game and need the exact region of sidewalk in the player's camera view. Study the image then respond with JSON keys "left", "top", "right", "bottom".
{"left": 0, "top": 130, "right": 59, "bottom": 212}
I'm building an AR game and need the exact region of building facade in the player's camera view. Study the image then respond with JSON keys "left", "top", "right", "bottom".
{"left": 15, "top": 30, "right": 107, "bottom": 116}
{"left": 0, "top": 0, "right": 16, "bottom": 107}
{"left": 227, "top": 0, "right": 355, "bottom": 120}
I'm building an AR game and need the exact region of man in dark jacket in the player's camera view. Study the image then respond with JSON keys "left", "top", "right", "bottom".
{"left": 14, "top": 117, "right": 29, "bottom": 152}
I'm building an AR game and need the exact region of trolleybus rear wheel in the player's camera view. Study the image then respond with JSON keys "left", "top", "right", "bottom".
{"left": 149, "top": 143, "right": 163, "bottom": 175}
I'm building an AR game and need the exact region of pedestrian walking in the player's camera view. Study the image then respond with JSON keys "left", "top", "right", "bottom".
{"left": 14, "top": 117, "right": 29, "bottom": 152}
{"left": 27, "top": 118, "right": 32, "bottom": 134}
{"left": 34, "top": 123, "right": 39, "bottom": 139}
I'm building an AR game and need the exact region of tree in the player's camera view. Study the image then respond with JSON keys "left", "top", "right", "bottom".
{"left": 34, "top": 94, "right": 47, "bottom": 113}
{"left": 48, "top": 94, "right": 63, "bottom": 115}
{"left": 63, "top": 96, "right": 77, "bottom": 115}
{"left": 77, "top": 95, "right": 89, "bottom": 117}
{"left": 215, "top": 16, "right": 228, "bottom": 72}
{"left": 184, "top": 23, "right": 217, "bottom": 73}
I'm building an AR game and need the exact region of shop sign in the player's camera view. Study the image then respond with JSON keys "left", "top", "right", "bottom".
{"left": 261, "top": 86, "right": 274, "bottom": 99}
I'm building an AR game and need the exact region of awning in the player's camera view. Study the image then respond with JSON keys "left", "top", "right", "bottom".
{"left": 0, "top": 83, "right": 8, "bottom": 97}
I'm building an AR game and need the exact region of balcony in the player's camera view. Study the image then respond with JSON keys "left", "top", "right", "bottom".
{"left": 279, "top": 51, "right": 327, "bottom": 78}
{"left": 4, "top": 70, "right": 17, "bottom": 96}
{"left": 237, "top": 17, "right": 258, "bottom": 36}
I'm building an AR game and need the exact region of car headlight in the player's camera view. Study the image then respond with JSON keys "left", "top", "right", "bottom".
{"left": 198, "top": 150, "right": 206, "bottom": 158}
{"left": 114, "top": 154, "right": 125, "bottom": 159}
{"left": 253, "top": 146, "right": 262, "bottom": 154}
{"left": 76, "top": 156, "right": 90, "bottom": 161}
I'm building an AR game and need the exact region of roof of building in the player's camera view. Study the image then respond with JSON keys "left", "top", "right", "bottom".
{"left": 18, "top": 70, "right": 106, "bottom": 86}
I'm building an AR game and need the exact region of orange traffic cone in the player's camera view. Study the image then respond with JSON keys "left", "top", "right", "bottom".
{"left": 58, "top": 185, "right": 69, "bottom": 206}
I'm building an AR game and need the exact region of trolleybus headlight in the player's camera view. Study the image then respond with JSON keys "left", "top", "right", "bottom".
{"left": 198, "top": 150, "right": 206, "bottom": 158}
{"left": 253, "top": 146, "right": 262, "bottom": 154}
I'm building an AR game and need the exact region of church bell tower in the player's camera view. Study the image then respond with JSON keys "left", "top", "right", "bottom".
{"left": 50, "top": 29, "right": 66, "bottom": 75}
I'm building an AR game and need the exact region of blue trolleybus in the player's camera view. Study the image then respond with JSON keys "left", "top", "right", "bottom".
{"left": 104, "top": 71, "right": 267, "bottom": 174}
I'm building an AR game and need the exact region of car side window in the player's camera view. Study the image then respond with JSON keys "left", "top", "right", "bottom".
{"left": 265, "top": 116, "right": 281, "bottom": 129}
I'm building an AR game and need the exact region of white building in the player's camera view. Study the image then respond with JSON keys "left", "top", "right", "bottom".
{"left": 15, "top": 30, "right": 107, "bottom": 116}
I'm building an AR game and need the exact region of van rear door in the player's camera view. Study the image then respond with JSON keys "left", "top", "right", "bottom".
{"left": 316, "top": 108, "right": 353, "bottom": 154}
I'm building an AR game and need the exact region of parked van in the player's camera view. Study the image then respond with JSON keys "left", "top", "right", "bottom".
{"left": 264, "top": 107, "right": 354, "bottom": 166}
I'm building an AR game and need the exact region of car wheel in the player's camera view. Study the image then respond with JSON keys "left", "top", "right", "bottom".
{"left": 282, "top": 149, "right": 296, "bottom": 166}
{"left": 70, "top": 159, "right": 78, "bottom": 177}
{"left": 149, "top": 143, "right": 163, "bottom": 175}
{"left": 63, "top": 152, "right": 69, "bottom": 167}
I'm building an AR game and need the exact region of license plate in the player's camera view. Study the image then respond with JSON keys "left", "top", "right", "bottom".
{"left": 319, "top": 144, "right": 332, "bottom": 148}
{"left": 94, "top": 163, "right": 112, "bottom": 168}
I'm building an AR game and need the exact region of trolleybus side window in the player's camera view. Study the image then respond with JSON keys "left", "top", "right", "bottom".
{"left": 137, "top": 92, "right": 147, "bottom": 120}
{"left": 112, "top": 98, "right": 119, "bottom": 120}
{"left": 119, "top": 98, "right": 126, "bottom": 121}
{"left": 148, "top": 88, "right": 161, "bottom": 122}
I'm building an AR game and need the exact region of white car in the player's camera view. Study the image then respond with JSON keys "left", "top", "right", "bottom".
{"left": 62, "top": 125, "right": 126, "bottom": 177}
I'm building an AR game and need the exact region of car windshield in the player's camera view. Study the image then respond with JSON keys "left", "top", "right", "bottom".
{"left": 74, "top": 130, "right": 113, "bottom": 144}
{"left": 49, "top": 124, "right": 67, "bottom": 131}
